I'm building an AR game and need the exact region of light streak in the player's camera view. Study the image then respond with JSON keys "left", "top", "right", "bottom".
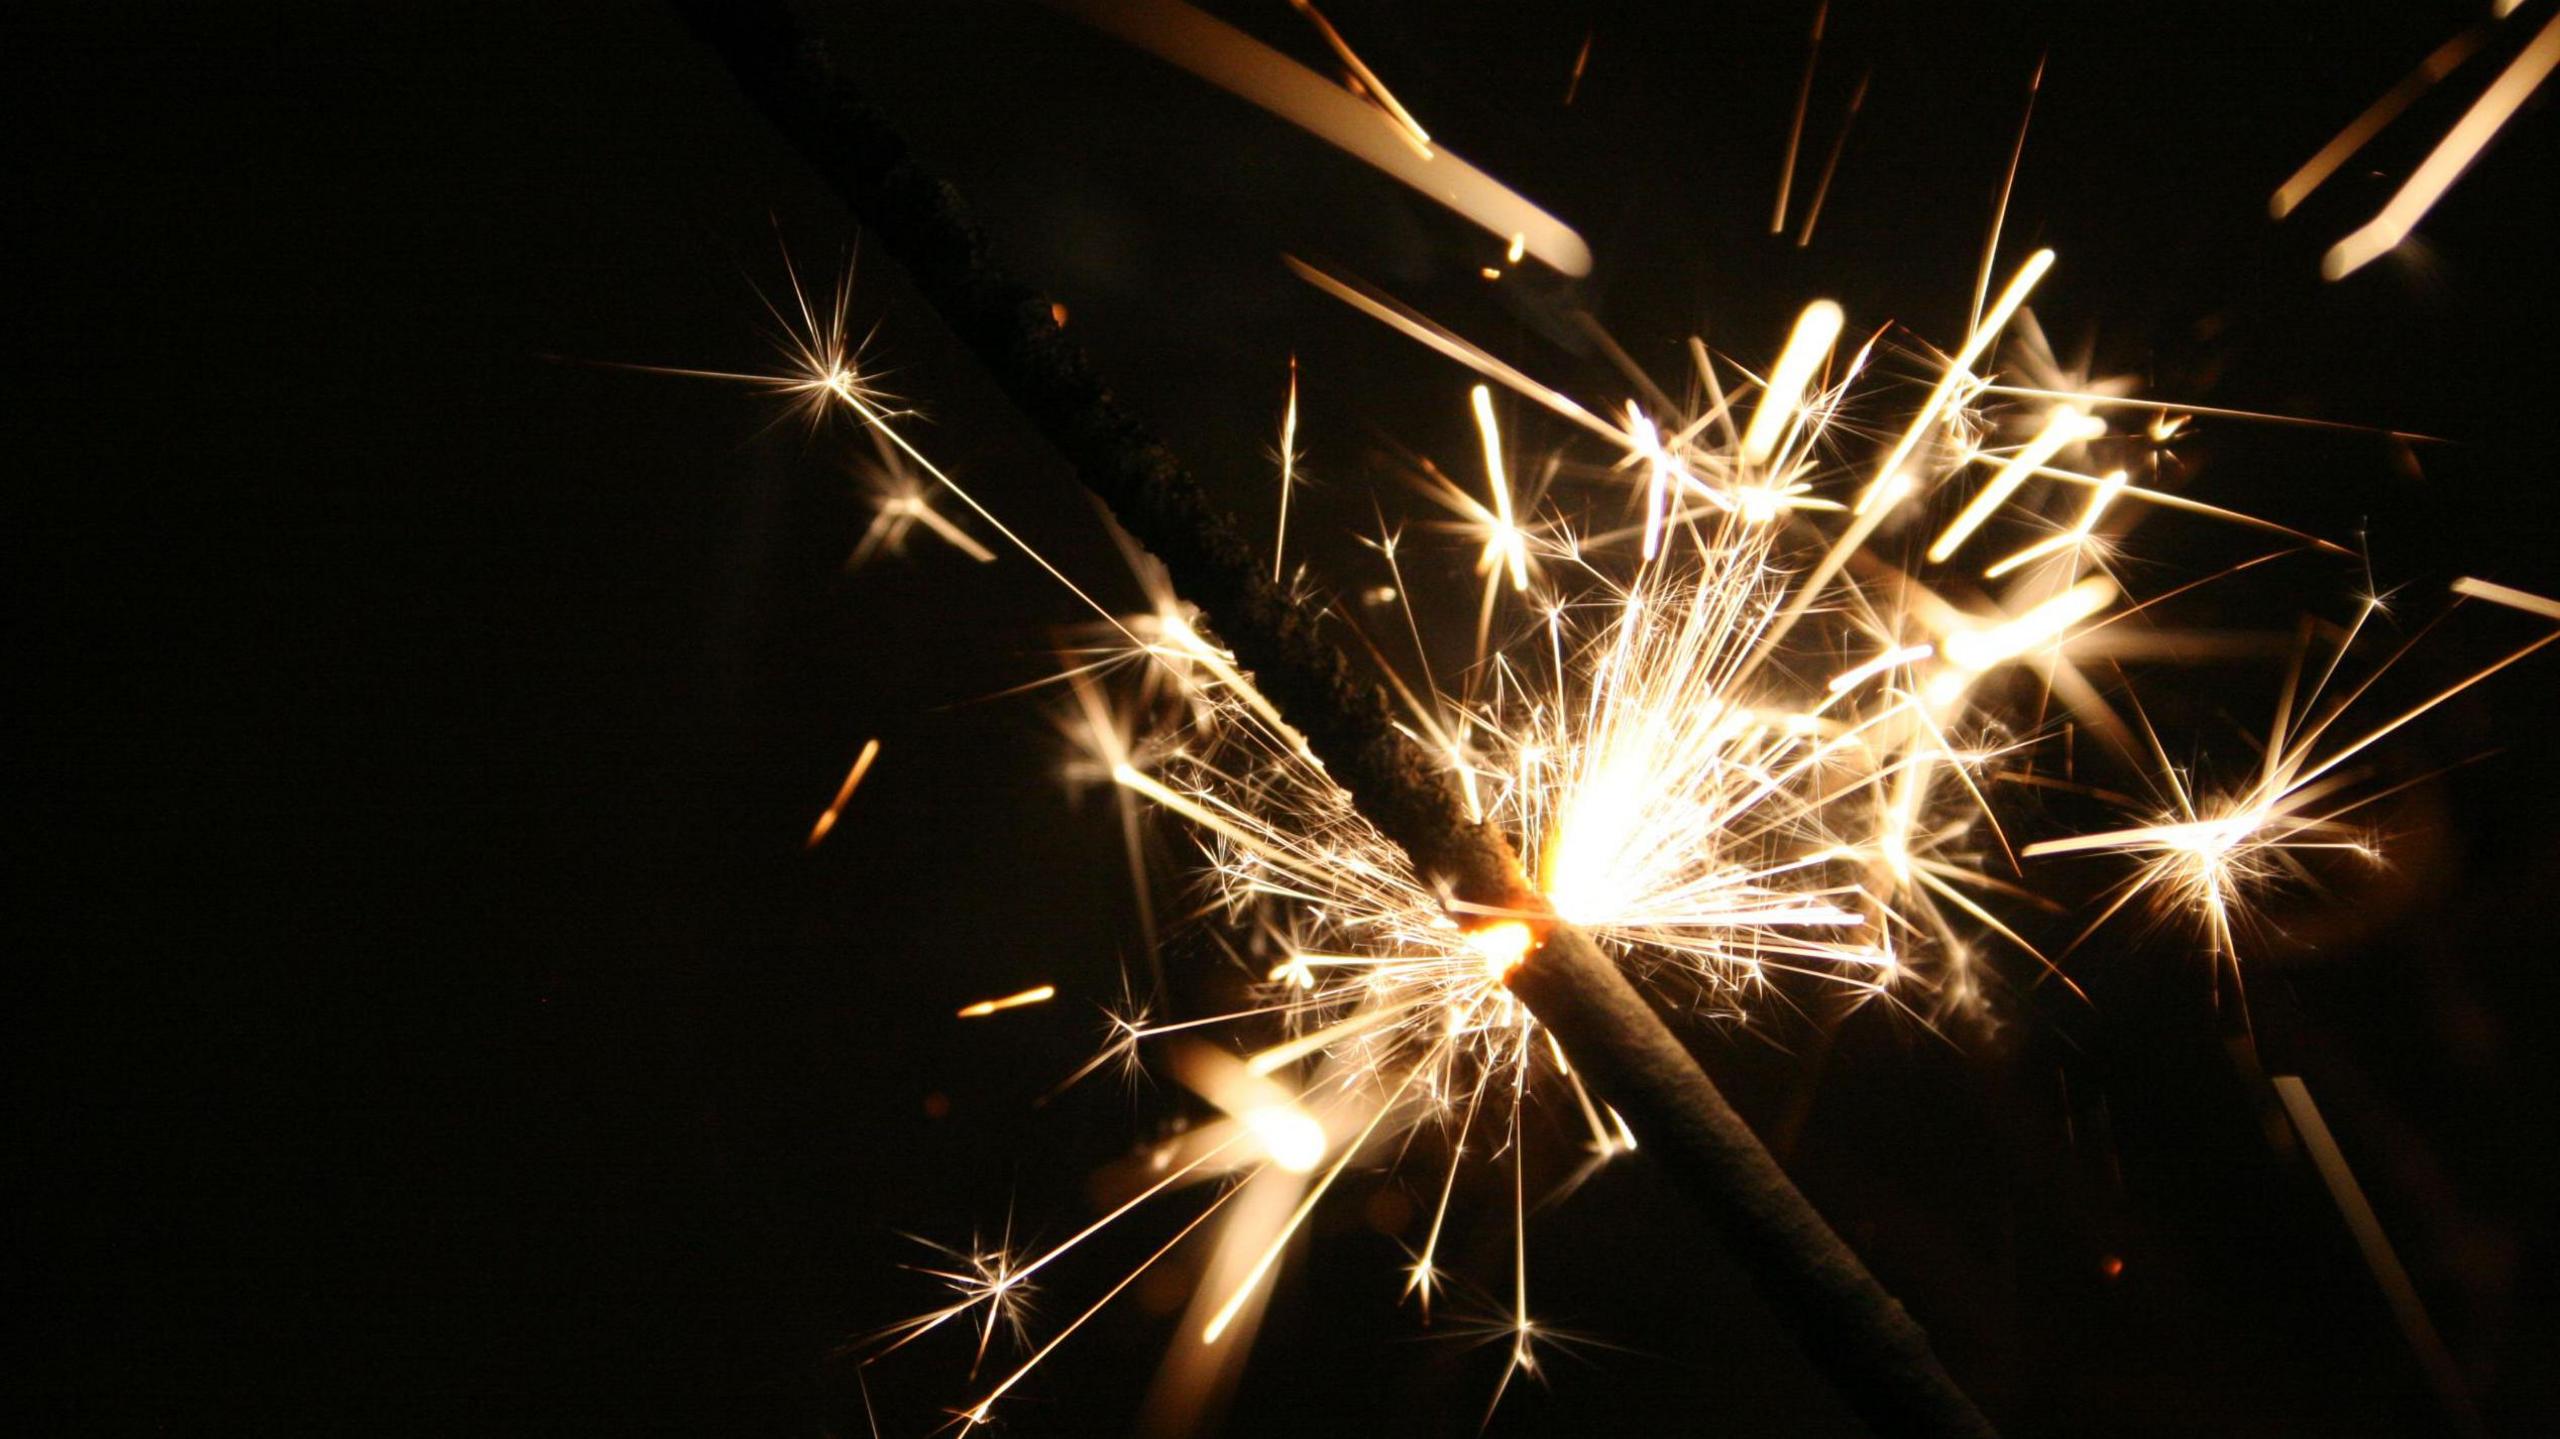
{"left": 2324, "top": 8, "right": 2560, "bottom": 279}
{"left": 1289, "top": 0, "right": 1433, "bottom": 156}
{"left": 956, "top": 984, "right": 1058, "bottom": 1018}
{"left": 1469, "top": 384, "right": 1531, "bottom": 592}
{"left": 1741, "top": 300, "right": 1846, "bottom": 466}
{"left": 1273, "top": 357, "right": 1300, "bottom": 582}
{"left": 1793, "top": 69, "right": 1869, "bottom": 248}
{"left": 2271, "top": 1076, "right": 2481, "bottom": 1433}
{"left": 1772, "top": 2, "right": 1828, "bottom": 234}
{"left": 2270, "top": 25, "right": 2492, "bottom": 219}
{"left": 1928, "top": 405, "right": 2105, "bottom": 563}
{"left": 1971, "top": 56, "right": 2045, "bottom": 333}
{"left": 1983, "top": 468, "right": 2125, "bottom": 579}
{"left": 1856, "top": 248, "right": 2055, "bottom": 514}
{"left": 1056, "top": 0, "right": 1593, "bottom": 275}
{"left": 2453, "top": 575, "right": 2560, "bottom": 620}
{"left": 805, "top": 738, "right": 881, "bottom": 848}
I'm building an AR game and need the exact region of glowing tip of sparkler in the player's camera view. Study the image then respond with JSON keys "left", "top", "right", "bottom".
{"left": 1242, "top": 1102, "right": 1326, "bottom": 1173}
{"left": 1465, "top": 921, "right": 1537, "bottom": 981}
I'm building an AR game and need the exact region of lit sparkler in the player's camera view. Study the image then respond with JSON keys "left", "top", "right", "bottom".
{"left": 667, "top": 236, "right": 2544, "bottom": 1425}
{"left": 655, "top": 13, "right": 2553, "bottom": 1427}
{"left": 819, "top": 262, "right": 2274, "bottom": 1422}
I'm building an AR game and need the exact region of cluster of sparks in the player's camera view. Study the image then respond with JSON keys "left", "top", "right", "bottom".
{"left": 645, "top": 6, "right": 2560, "bottom": 1430}
{"left": 677, "top": 245, "right": 2556, "bottom": 1429}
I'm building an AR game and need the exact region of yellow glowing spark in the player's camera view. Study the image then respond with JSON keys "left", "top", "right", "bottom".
{"left": 1927, "top": 405, "right": 2105, "bottom": 563}
{"left": 1983, "top": 468, "right": 2126, "bottom": 579}
{"left": 805, "top": 738, "right": 880, "bottom": 848}
{"left": 1470, "top": 384, "right": 1531, "bottom": 592}
{"left": 956, "top": 984, "right": 1058, "bottom": 1018}
{"left": 1940, "top": 575, "right": 2117, "bottom": 674}
{"left": 1740, "top": 300, "right": 1846, "bottom": 466}
{"left": 851, "top": 440, "right": 998, "bottom": 568}
{"left": 1857, "top": 249, "right": 2056, "bottom": 514}
{"left": 1827, "top": 643, "right": 1934, "bottom": 695}
{"left": 2324, "top": 9, "right": 2560, "bottom": 279}
{"left": 1273, "top": 357, "right": 1300, "bottom": 583}
{"left": 2024, "top": 604, "right": 2559, "bottom": 987}
{"left": 1202, "top": 1047, "right": 1451, "bottom": 1344}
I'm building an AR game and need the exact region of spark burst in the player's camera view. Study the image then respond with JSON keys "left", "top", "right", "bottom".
{"left": 650, "top": 17, "right": 2557, "bottom": 1429}
{"left": 655, "top": 235, "right": 2553, "bottom": 1427}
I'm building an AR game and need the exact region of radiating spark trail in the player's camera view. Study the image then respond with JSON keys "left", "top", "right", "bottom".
{"left": 2271, "top": 24, "right": 2492, "bottom": 219}
{"left": 1057, "top": 0, "right": 1593, "bottom": 275}
{"left": 1273, "top": 357, "right": 1300, "bottom": 582}
{"left": 1928, "top": 405, "right": 2105, "bottom": 562}
{"left": 1469, "top": 384, "right": 1531, "bottom": 593}
{"left": 1289, "top": 0, "right": 1433, "bottom": 155}
{"left": 1741, "top": 300, "right": 1845, "bottom": 466}
{"left": 1202, "top": 1036, "right": 1455, "bottom": 1344}
{"left": 1983, "top": 469, "right": 2124, "bottom": 579}
{"left": 1773, "top": 1, "right": 1829, "bottom": 234}
{"left": 1939, "top": 575, "right": 2118, "bottom": 675}
{"left": 1282, "top": 256, "right": 1621, "bottom": 443}
{"left": 1971, "top": 55, "right": 2045, "bottom": 333}
{"left": 806, "top": 737, "right": 881, "bottom": 848}
{"left": 1859, "top": 248, "right": 2056, "bottom": 513}
{"left": 1979, "top": 386, "right": 2443, "bottom": 442}
{"left": 957, "top": 985, "right": 1058, "bottom": 1018}
{"left": 2324, "top": 8, "right": 2560, "bottom": 279}
{"left": 1794, "top": 69, "right": 1870, "bottom": 248}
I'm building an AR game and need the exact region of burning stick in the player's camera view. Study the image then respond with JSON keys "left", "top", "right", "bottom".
{"left": 674, "top": 3, "right": 1995, "bottom": 1433}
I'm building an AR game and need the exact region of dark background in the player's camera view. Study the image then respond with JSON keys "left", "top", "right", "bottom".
{"left": 14, "top": 1, "right": 2560, "bottom": 1433}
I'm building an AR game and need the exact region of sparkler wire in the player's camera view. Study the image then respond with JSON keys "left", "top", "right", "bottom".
{"left": 674, "top": 4, "right": 1993, "bottom": 1432}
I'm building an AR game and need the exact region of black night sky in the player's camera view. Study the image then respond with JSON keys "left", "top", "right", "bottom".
{"left": 16, "top": 2, "right": 2560, "bottom": 1434}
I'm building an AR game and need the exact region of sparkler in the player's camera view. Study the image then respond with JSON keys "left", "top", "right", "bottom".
{"left": 669, "top": 4, "right": 2550, "bottom": 1433}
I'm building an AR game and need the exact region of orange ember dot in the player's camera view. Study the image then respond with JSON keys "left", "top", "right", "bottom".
{"left": 1465, "top": 920, "right": 1536, "bottom": 981}
{"left": 2099, "top": 1254, "right": 2124, "bottom": 1280}
{"left": 922, "top": 1092, "right": 951, "bottom": 1120}
{"left": 1364, "top": 1186, "right": 1414, "bottom": 1235}
{"left": 1049, "top": 301, "right": 1069, "bottom": 327}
